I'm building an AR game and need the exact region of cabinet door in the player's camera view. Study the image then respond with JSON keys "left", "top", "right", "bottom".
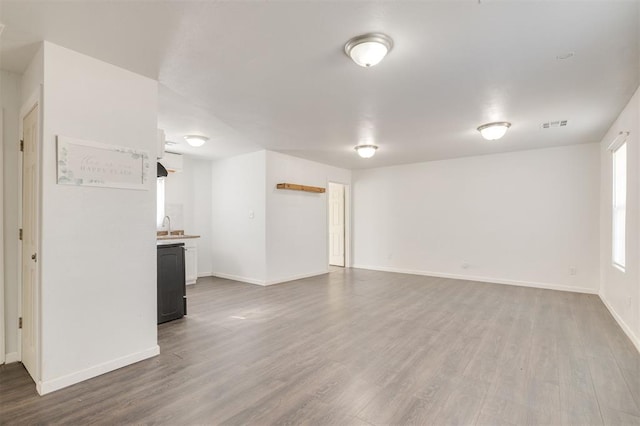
{"left": 157, "top": 245, "right": 185, "bottom": 324}
{"left": 184, "top": 246, "right": 198, "bottom": 285}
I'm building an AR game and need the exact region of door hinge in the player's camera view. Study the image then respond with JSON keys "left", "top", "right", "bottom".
{"left": 19, "top": 228, "right": 23, "bottom": 240}
{"left": 20, "top": 139, "right": 24, "bottom": 152}
{"left": 18, "top": 317, "right": 22, "bottom": 329}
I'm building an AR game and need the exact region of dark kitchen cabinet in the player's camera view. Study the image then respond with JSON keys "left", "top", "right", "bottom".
{"left": 157, "top": 243, "right": 186, "bottom": 324}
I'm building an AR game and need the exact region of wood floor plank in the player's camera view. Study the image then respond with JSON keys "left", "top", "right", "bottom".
{"left": 0, "top": 269, "right": 638, "bottom": 425}
{"left": 587, "top": 354, "right": 640, "bottom": 416}
{"left": 600, "top": 405, "right": 640, "bottom": 425}
{"left": 428, "top": 378, "right": 488, "bottom": 425}
{"left": 477, "top": 391, "right": 532, "bottom": 425}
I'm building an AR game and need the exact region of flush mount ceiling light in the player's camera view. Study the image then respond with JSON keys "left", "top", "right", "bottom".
{"left": 477, "top": 122, "right": 511, "bottom": 141}
{"left": 344, "top": 33, "right": 393, "bottom": 67}
{"left": 184, "top": 135, "right": 209, "bottom": 147}
{"left": 355, "top": 144, "right": 378, "bottom": 158}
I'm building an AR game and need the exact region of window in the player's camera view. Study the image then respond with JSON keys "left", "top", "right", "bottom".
{"left": 612, "top": 142, "right": 627, "bottom": 271}
{"left": 157, "top": 178, "right": 165, "bottom": 228}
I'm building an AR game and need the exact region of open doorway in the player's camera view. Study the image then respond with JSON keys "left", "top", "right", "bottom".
{"left": 328, "top": 182, "right": 349, "bottom": 268}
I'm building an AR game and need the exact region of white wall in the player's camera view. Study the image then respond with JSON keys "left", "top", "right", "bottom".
{"left": 210, "top": 150, "right": 351, "bottom": 286}
{"left": 265, "top": 151, "right": 351, "bottom": 284}
{"left": 1, "top": 70, "right": 22, "bottom": 362}
{"left": 353, "top": 144, "right": 601, "bottom": 293}
{"left": 163, "top": 155, "right": 213, "bottom": 276}
{"left": 37, "top": 42, "right": 158, "bottom": 394}
{"left": 211, "top": 150, "right": 266, "bottom": 284}
{"left": 599, "top": 86, "right": 640, "bottom": 352}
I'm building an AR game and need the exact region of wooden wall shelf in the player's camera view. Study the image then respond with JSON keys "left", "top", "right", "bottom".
{"left": 276, "top": 183, "right": 326, "bottom": 193}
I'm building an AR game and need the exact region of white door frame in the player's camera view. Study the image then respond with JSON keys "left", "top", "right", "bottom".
{"left": 327, "top": 181, "right": 351, "bottom": 268}
{"left": 18, "top": 87, "right": 42, "bottom": 385}
{"left": 0, "top": 108, "right": 5, "bottom": 365}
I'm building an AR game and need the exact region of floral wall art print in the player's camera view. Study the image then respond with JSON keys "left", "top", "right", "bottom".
{"left": 56, "top": 136, "right": 150, "bottom": 190}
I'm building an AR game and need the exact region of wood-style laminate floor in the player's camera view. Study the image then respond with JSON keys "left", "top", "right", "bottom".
{"left": 1, "top": 268, "right": 639, "bottom": 425}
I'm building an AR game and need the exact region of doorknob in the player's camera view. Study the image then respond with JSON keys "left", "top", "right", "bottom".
{"left": 31, "top": 253, "right": 37, "bottom": 262}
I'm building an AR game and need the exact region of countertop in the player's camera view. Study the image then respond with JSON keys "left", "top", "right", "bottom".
{"left": 157, "top": 230, "right": 200, "bottom": 242}
{"left": 157, "top": 234, "right": 200, "bottom": 241}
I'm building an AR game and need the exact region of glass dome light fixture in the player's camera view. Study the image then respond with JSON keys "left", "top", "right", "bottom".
{"left": 355, "top": 144, "right": 378, "bottom": 158}
{"left": 184, "top": 135, "right": 209, "bottom": 147}
{"left": 477, "top": 122, "right": 511, "bottom": 141}
{"left": 344, "top": 33, "right": 394, "bottom": 67}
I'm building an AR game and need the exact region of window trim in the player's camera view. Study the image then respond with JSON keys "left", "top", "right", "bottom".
{"left": 611, "top": 136, "right": 628, "bottom": 272}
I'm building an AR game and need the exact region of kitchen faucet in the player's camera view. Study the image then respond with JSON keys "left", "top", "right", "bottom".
{"left": 162, "top": 215, "right": 171, "bottom": 234}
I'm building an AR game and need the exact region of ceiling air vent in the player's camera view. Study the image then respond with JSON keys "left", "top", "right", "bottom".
{"left": 542, "top": 120, "right": 568, "bottom": 129}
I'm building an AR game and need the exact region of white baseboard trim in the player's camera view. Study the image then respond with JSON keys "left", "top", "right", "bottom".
{"left": 599, "top": 293, "right": 640, "bottom": 354}
{"left": 37, "top": 345, "right": 160, "bottom": 395}
{"left": 351, "top": 264, "right": 598, "bottom": 295}
{"left": 4, "top": 352, "right": 19, "bottom": 364}
{"left": 197, "top": 272, "right": 213, "bottom": 278}
{"left": 211, "top": 272, "right": 267, "bottom": 286}
{"left": 265, "top": 270, "right": 328, "bottom": 286}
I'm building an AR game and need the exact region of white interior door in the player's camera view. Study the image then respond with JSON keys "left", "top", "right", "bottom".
{"left": 329, "top": 182, "right": 345, "bottom": 267}
{"left": 21, "top": 103, "right": 39, "bottom": 381}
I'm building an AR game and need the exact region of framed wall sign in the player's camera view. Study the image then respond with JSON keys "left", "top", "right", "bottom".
{"left": 56, "top": 136, "right": 150, "bottom": 190}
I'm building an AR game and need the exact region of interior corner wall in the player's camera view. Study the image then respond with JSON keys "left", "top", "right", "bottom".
{"left": 163, "top": 155, "right": 214, "bottom": 276}
{"left": 599, "top": 85, "right": 640, "bottom": 352}
{"left": 38, "top": 42, "right": 159, "bottom": 393}
{"left": 265, "top": 151, "right": 351, "bottom": 284}
{"left": 1, "top": 70, "right": 22, "bottom": 361}
{"left": 210, "top": 150, "right": 266, "bottom": 284}
{"left": 353, "top": 143, "right": 601, "bottom": 294}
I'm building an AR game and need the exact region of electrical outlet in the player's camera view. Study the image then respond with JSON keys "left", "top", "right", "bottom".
{"left": 569, "top": 267, "right": 576, "bottom": 276}
{"left": 461, "top": 262, "right": 469, "bottom": 270}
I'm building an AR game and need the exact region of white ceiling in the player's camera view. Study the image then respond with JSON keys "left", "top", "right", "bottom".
{"left": 1, "top": 1, "right": 638, "bottom": 169}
